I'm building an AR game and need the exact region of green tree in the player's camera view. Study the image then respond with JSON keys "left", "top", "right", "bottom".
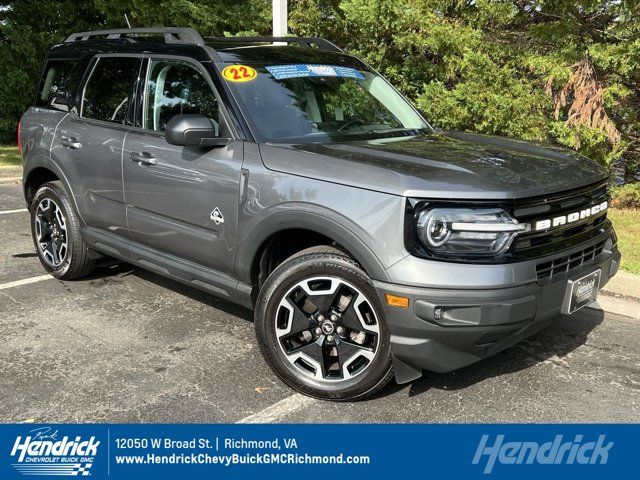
{"left": 0, "top": 0, "right": 271, "bottom": 142}
{"left": 1, "top": 0, "right": 639, "bottom": 180}
{"left": 290, "top": 0, "right": 640, "bottom": 176}
{"left": 93, "top": 0, "right": 271, "bottom": 36}
{"left": 0, "top": 1, "right": 108, "bottom": 142}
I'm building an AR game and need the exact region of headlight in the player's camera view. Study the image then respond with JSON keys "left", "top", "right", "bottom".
{"left": 416, "top": 208, "right": 529, "bottom": 258}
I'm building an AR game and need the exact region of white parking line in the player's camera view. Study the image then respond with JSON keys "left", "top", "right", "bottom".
{"left": 236, "top": 393, "right": 316, "bottom": 423}
{"left": 0, "top": 274, "right": 53, "bottom": 291}
{"left": 0, "top": 208, "right": 28, "bottom": 215}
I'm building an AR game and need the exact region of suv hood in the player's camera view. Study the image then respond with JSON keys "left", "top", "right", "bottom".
{"left": 259, "top": 131, "right": 608, "bottom": 199}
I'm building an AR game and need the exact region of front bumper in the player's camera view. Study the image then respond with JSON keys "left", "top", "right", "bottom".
{"left": 375, "top": 236, "right": 621, "bottom": 381}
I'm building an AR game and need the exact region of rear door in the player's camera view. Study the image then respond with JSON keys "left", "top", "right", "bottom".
{"left": 24, "top": 58, "right": 88, "bottom": 181}
{"left": 123, "top": 57, "right": 243, "bottom": 275}
{"left": 52, "top": 55, "right": 142, "bottom": 236}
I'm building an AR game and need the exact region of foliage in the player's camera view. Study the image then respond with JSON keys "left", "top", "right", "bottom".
{"left": 0, "top": 144, "right": 21, "bottom": 166}
{"left": 1, "top": 0, "right": 639, "bottom": 181}
{"left": 0, "top": 0, "right": 271, "bottom": 143}
{"left": 92, "top": 0, "right": 271, "bottom": 37}
{"left": 550, "top": 59, "right": 621, "bottom": 147}
{"left": 611, "top": 183, "right": 640, "bottom": 209}
{"left": 607, "top": 208, "right": 640, "bottom": 275}
{"left": 0, "top": 1, "right": 107, "bottom": 142}
{"left": 289, "top": 0, "right": 640, "bottom": 172}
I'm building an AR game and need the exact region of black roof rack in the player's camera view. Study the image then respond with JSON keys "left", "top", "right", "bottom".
{"left": 64, "top": 27, "right": 205, "bottom": 46}
{"left": 206, "top": 36, "right": 344, "bottom": 53}
{"left": 63, "top": 28, "right": 344, "bottom": 56}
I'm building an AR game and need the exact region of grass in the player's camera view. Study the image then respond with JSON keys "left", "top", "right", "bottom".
{"left": 0, "top": 145, "right": 637, "bottom": 273}
{"left": 608, "top": 208, "right": 640, "bottom": 275}
{"left": 0, "top": 145, "right": 22, "bottom": 167}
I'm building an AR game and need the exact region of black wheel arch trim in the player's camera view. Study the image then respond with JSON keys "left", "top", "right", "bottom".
{"left": 23, "top": 157, "right": 84, "bottom": 225}
{"left": 236, "top": 210, "right": 391, "bottom": 287}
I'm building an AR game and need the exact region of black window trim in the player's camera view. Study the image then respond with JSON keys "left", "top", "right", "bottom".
{"left": 34, "top": 57, "right": 85, "bottom": 113}
{"left": 130, "top": 53, "right": 237, "bottom": 141}
{"left": 78, "top": 53, "right": 143, "bottom": 127}
{"left": 130, "top": 57, "right": 148, "bottom": 129}
{"left": 70, "top": 52, "right": 238, "bottom": 141}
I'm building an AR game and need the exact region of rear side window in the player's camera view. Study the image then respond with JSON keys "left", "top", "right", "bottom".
{"left": 82, "top": 57, "right": 140, "bottom": 124}
{"left": 36, "top": 60, "right": 84, "bottom": 112}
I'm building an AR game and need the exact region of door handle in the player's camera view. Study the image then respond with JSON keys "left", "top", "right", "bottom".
{"left": 129, "top": 152, "right": 157, "bottom": 166}
{"left": 239, "top": 168, "right": 249, "bottom": 205}
{"left": 60, "top": 136, "right": 81, "bottom": 149}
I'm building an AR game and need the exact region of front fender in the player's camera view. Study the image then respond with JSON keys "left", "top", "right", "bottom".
{"left": 235, "top": 207, "right": 395, "bottom": 286}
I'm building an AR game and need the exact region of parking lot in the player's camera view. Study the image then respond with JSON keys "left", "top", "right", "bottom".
{"left": 1, "top": 181, "right": 639, "bottom": 423}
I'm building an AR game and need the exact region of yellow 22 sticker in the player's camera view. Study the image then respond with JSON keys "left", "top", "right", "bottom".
{"left": 221, "top": 65, "right": 257, "bottom": 83}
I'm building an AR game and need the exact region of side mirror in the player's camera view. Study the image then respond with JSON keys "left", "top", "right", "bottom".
{"left": 165, "top": 114, "right": 230, "bottom": 147}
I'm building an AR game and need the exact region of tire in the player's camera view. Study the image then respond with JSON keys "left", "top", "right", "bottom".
{"left": 255, "top": 246, "right": 393, "bottom": 401}
{"left": 30, "top": 181, "right": 95, "bottom": 280}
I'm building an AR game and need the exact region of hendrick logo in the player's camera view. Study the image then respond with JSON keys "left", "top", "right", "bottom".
{"left": 10, "top": 427, "right": 100, "bottom": 476}
{"left": 533, "top": 201, "right": 608, "bottom": 232}
{"left": 472, "top": 434, "right": 613, "bottom": 474}
{"left": 576, "top": 278, "right": 597, "bottom": 298}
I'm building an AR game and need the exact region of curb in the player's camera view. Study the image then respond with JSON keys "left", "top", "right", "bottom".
{"left": 600, "top": 289, "right": 640, "bottom": 305}
{"left": 602, "top": 270, "right": 640, "bottom": 303}
{"left": 589, "top": 295, "right": 640, "bottom": 321}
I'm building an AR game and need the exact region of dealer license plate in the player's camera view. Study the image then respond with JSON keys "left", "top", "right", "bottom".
{"left": 561, "top": 269, "right": 601, "bottom": 315}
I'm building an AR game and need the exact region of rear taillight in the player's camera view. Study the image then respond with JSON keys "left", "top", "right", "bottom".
{"left": 17, "top": 119, "right": 22, "bottom": 156}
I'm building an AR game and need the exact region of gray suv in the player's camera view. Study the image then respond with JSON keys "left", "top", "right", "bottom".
{"left": 19, "top": 28, "right": 621, "bottom": 400}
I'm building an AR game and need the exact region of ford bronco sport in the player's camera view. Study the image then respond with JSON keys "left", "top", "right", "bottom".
{"left": 19, "top": 27, "right": 621, "bottom": 400}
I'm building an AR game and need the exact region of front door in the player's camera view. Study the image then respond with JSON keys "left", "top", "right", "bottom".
{"left": 123, "top": 57, "right": 243, "bottom": 275}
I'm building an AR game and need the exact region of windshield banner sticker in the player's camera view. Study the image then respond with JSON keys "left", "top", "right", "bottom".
{"left": 266, "top": 64, "right": 365, "bottom": 80}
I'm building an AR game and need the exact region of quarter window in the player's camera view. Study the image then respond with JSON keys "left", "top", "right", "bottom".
{"left": 36, "top": 60, "right": 85, "bottom": 112}
{"left": 144, "top": 59, "right": 219, "bottom": 132}
{"left": 82, "top": 57, "right": 140, "bottom": 124}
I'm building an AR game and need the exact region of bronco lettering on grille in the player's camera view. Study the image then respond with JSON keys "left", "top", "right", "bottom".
{"left": 533, "top": 201, "right": 608, "bottom": 232}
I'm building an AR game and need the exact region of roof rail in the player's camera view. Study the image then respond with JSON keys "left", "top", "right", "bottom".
{"left": 64, "top": 27, "right": 205, "bottom": 46}
{"left": 206, "top": 36, "right": 344, "bottom": 53}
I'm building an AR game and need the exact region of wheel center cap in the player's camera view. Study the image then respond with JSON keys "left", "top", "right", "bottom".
{"left": 321, "top": 321, "right": 335, "bottom": 335}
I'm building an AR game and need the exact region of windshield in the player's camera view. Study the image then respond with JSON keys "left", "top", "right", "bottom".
{"left": 219, "top": 63, "right": 430, "bottom": 143}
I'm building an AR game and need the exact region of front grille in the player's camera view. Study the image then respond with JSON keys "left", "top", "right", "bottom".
{"left": 404, "top": 180, "right": 613, "bottom": 265}
{"left": 536, "top": 239, "right": 606, "bottom": 281}
{"left": 508, "top": 180, "right": 611, "bottom": 261}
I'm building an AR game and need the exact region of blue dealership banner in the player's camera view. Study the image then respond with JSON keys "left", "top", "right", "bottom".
{"left": 265, "top": 64, "right": 365, "bottom": 80}
{"left": 0, "top": 423, "right": 635, "bottom": 479}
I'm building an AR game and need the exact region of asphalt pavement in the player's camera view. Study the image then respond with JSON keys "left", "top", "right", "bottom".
{"left": 1, "top": 182, "right": 639, "bottom": 423}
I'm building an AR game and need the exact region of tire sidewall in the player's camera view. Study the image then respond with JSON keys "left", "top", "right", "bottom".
{"left": 30, "top": 184, "right": 75, "bottom": 278}
{"left": 256, "top": 253, "right": 392, "bottom": 400}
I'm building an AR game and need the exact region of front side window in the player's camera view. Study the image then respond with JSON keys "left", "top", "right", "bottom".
{"left": 144, "top": 59, "right": 219, "bottom": 133}
{"left": 36, "top": 60, "right": 84, "bottom": 112}
{"left": 82, "top": 57, "right": 140, "bottom": 124}
{"left": 221, "top": 63, "right": 430, "bottom": 143}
